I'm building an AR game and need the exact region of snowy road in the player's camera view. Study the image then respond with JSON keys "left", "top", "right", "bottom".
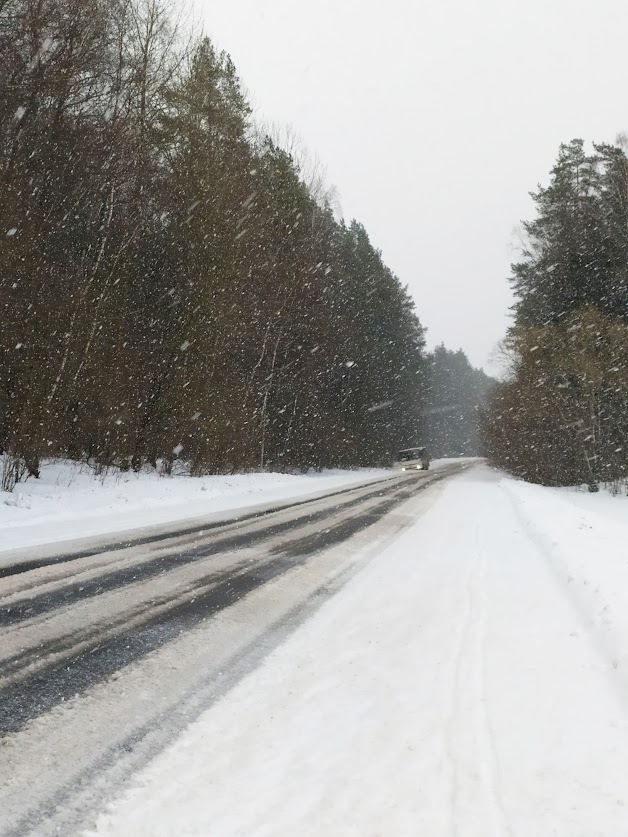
{"left": 84, "top": 465, "right": 628, "bottom": 837}
{"left": 0, "top": 462, "right": 465, "bottom": 837}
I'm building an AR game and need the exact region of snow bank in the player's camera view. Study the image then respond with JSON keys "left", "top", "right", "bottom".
{"left": 501, "top": 472, "right": 628, "bottom": 683}
{"left": 0, "top": 459, "right": 391, "bottom": 555}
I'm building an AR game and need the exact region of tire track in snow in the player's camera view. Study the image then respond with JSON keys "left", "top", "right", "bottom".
{"left": 444, "top": 540, "right": 476, "bottom": 837}
{"left": 445, "top": 524, "right": 513, "bottom": 837}
{"left": 0, "top": 472, "right": 459, "bottom": 736}
{"left": 472, "top": 525, "right": 514, "bottom": 837}
{"left": 0, "top": 483, "right": 406, "bottom": 628}
{"left": 0, "top": 468, "right": 468, "bottom": 837}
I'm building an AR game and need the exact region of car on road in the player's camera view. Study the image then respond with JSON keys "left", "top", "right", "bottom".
{"left": 397, "top": 447, "right": 430, "bottom": 471}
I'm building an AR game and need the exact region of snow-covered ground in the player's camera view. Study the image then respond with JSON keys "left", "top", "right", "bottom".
{"left": 0, "top": 459, "right": 391, "bottom": 556}
{"left": 86, "top": 464, "right": 628, "bottom": 837}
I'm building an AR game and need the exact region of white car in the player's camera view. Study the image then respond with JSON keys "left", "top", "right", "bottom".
{"left": 397, "top": 447, "right": 431, "bottom": 471}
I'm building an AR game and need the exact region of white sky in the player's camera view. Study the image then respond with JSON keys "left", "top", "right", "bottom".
{"left": 193, "top": 0, "right": 628, "bottom": 371}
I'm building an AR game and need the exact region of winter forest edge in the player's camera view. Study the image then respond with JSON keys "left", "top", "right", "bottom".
{"left": 5, "top": 1, "right": 624, "bottom": 494}
{"left": 482, "top": 139, "right": 628, "bottom": 491}
{"left": 1, "top": 0, "right": 492, "bottom": 492}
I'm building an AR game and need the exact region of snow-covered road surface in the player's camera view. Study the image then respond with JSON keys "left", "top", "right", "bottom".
{"left": 0, "top": 464, "right": 466, "bottom": 837}
{"left": 87, "top": 466, "right": 628, "bottom": 837}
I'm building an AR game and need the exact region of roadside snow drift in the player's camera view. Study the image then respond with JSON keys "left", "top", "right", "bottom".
{"left": 86, "top": 465, "right": 628, "bottom": 837}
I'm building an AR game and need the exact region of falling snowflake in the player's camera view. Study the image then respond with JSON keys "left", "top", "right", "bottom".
{"left": 367, "top": 400, "right": 394, "bottom": 413}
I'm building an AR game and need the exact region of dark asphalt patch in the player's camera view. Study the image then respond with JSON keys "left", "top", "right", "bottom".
{"left": 0, "top": 553, "right": 298, "bottom": 735}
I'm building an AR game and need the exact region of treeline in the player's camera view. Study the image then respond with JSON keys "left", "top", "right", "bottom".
{"left": 424, "top": 345, "right": 493, "bottom": 458}
{"left": 0, "top": 0, "right": 426, "bottom": 490}
{"left": 482, "top": 139, "right": 628, "bottom": 488}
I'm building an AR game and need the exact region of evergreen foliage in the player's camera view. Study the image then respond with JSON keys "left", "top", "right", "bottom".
{"left": 0, "top": 0, "right": 426, "bottom": 488}
{"left": 424, "top": 346, "right": 493, "bottom": 457}
{"left": 483, "top": 139, "right": 628, "bottom": 488}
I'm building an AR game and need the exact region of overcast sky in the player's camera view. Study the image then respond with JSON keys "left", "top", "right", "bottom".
{"left": 193, "top": 0, "right": 628, "bottom": 371}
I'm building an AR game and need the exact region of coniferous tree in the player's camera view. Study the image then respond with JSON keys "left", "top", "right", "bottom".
{"left": 0, "top": 1, "right": 428, "bottom": 489}
{"left": 425, "top": 346, "right": 493, "bottom": 457}
{"left": 483, "top": 139, "right": 628, "bottom": 488}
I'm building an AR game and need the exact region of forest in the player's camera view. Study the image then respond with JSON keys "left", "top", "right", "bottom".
{"left": 0, "top": 0, "right": 439, "bottom": 491}
{"left": 424, "top": 345, "right": 493, "bottom": 459}
{"left": 482, "top": 139, "right": 628, "bottom": 490}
